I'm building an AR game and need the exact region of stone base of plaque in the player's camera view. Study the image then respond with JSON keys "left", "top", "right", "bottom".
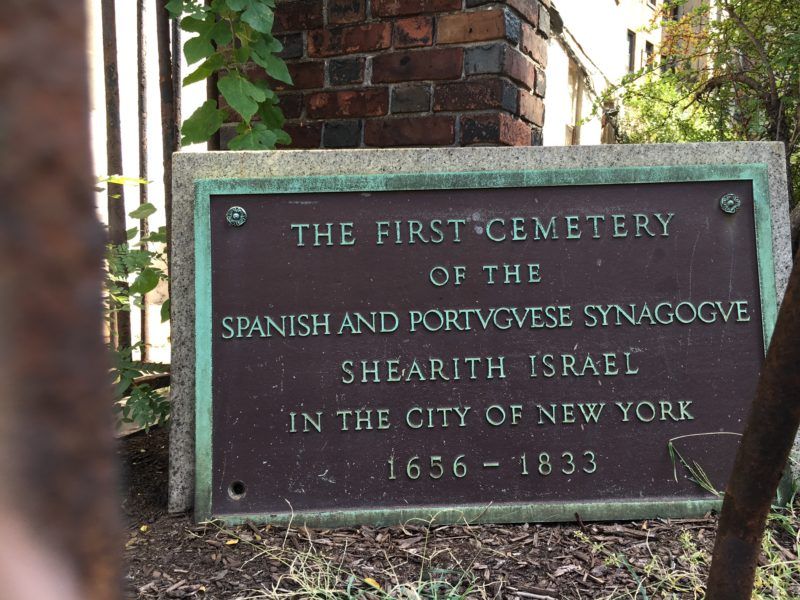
{"left": 169, "top": 143, "right": 794, "bottom": 524}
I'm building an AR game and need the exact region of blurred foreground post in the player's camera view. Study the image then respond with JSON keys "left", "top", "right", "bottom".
{"left": 0, "top": 2, "right": 121, "bottom": 599}
{"left": 706, "top": 248, "right": 800, "bottom": 598}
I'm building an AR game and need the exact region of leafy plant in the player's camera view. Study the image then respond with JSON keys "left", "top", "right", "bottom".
{"left": 101, "top": 176, "right": 171, "bottom": 429}
{"left": 112, "top": 344, "right": 170, "bottom": 429}
{"left": 167, "top": 0, "right": 293, "bottom": 150}
{"left": 599, "top": 0, "right": 800, "bottom": 208}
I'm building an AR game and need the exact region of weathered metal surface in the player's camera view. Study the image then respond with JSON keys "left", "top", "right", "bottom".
{"left": 0, "top": 1, "right": 121, "bottom": 597}
{"left": 194, "top": 166, "right": 778, "bottom": 525}
{"left": 706, "top": 249, "right": 800, "bottom": 598}
{"left": 137, "top": 0, "right": 150, "bottom": 357}
{"left": 157, "top": 0, "right": 178, "bottom": 275}
{"left": 101, "top": 0, "right": 131, "bottom": 351}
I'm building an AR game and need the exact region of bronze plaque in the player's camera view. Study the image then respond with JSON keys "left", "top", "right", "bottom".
{"left": 195, "top": 167, "right": 777, "bottom": 525}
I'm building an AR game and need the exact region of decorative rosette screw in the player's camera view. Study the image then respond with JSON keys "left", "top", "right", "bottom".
{"left": 719, "top": 193, "right": 741, "bottom": 214}
{"left": 226, "top": 206, "right": 248, "bottom": 227}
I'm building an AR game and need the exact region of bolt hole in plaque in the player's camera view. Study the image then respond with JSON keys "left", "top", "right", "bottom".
{"left": 228, "top": 481, "right": 246, "bottom": 500}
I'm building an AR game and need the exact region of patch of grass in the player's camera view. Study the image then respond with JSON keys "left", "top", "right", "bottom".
{"left": 573, "top": 497, "right": 800, "bottom": 600}
{"left": 752, "top": 500, "right": 800, "bottom": 600}
{"left": 576, "top": 527, "right": 707, "bottom": 600}
{"left": 201, "top": 516, "right": 499, "bottom": 600}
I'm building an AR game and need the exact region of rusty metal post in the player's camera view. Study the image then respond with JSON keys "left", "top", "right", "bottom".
{"left": 706, "top": 246, "right": 800, "bottom": 599}
{"left": 0, "top": 2, "right": 121, "bottom": 599}
{"left": 157, "top": 0, "right": 179, "bottom": 270}
{"left": 102, "top": 0, "right": 132, "bottom": 351}
{"left": 138, "top": 0, "right": 150, "bottom": 359}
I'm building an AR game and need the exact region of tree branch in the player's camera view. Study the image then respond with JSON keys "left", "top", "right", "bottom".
{"left": 720, "top": 1, "right": 779, "bottom": 104}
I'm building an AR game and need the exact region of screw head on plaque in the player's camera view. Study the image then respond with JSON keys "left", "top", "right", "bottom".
{"left": 226, "top": 206, "right": 248, "bottom": 227}
{"left": 719, "top": 193, "right": 741, "bottom": 214}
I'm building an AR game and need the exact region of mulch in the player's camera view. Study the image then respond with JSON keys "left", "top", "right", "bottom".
{"left": 119, "top": 425, "right": 773, "bottom": 599}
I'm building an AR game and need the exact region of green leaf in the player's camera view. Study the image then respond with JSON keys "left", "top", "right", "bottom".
{"left": 130, "top": 268, "right": 161, "bottom": 296}
{"left": 184, "top": 34, "right": 215, "bottom": 64}
{"left": 253, "top": 36, "right": 292, "bottom": 85}
{"left": 161, "top": 299, "right": 171, "bottom": 323}
{"left": 252, "top": 35, "right": 282, "bottom": 55}
{"left": 181, "top": 100, "right": 225, "bottom": 145}
{"left": 100, "top": 175, "right": 148, "bottom": 186}
{"left": 242, "top": 1, "right": 275, "bottom": 33}
{"left": 251, "top": 51, "right": 291, "bottom": 84}
{"left": 129, "top": 203, "right": 157, "bottom": 220}
{"left": 209, "top": 20, "right": 233, "bottom": 46}
{"left": 275, "top": 129, "right": 292, "bottom": 146}
{"left": 126, "top": 227, "right": 139, "bottom": 241}
{"left": 257, "top": 101, "right": 285, "bottom": 129}
{"left": 166, "top": 0, "right": 184, "bottom": 17}
{"left": 183, "top": 53, "right": 224, "bottom": 85}
{"left": 228, "top": 122, "right": 278, "bottom": 150}
{"left": 218, "top": 72, "right": 266, "bottom": 121}
{"left": 225, "top": 0, "right": 250, "bottom": 10}
{"left": 252, "top": 79, "right": 276, "bottom": 101}
{"left": 145, "top": 227, "right": 168, "bottom": 244}
{"left": 234, "top": 45, "right": 252, "bottom": 64}
{"left": 180, "top": 16, "right": 212, "bottom": 33}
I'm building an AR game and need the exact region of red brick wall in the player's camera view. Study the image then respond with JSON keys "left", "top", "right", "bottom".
{"left": 221, "top": 0, "right": 550, "bottom": 148}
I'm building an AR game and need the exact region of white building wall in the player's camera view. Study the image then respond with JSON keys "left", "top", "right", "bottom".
{"left": 543, "top": 0, "right": 663, "bottom": 146}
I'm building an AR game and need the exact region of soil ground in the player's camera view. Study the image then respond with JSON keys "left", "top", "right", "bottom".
{"left": 121, "top": 426, "right": 799, "bottom": 600}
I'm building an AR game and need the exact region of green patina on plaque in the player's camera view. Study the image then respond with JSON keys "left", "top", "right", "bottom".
{"left": 194, "top": 164, "right": 778, "bottom": 525}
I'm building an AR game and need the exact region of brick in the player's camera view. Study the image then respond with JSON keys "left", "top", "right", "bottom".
{"left": 505, "top": 48, "right": 536, "bottom": 90}
{"left": 464, "top": 43, "right": 502, "bottom": 74}
{"left": 283, "top": 122, "right": 322, "bottom": 148}
{"left": 306, "top": 88, "right": 389, "bottom": 118}
{"left": 278, "top": 33, "right": 304, "bottom": 60}
{"left": 433, "top": 78, "right": 518, "bottom": 113}
{"left": 518, "top": 90, "right": 544, "bottom": 125}
{"left": 372, "top": 0, "right": 460, "bottom": 17}
{"left": 531, "top": 126, "right": 543, "bottom": 146}
{"left": 534, "top": 65, "right": 546, "bottom": 97}
{"left": 277, "top": 92, "right": 304, "bottom": 118}
{"left": 395, "top": 16, "right": 434, "bottom": 48}
{"left": 539, "top": 2, "right": 551, "bottom": 37}
{"left": 372, "top": 48, "right": 464, "bottom": 83}
{"left": 437, "top": 8, "right": 520, "bottom": 45}
{"left": 323, "top": 119, "right": 362, "bottom": 147}
{"left": 219, "top": 123, "right": 237, "bottom": 149}
{"left": 328, "top": 57, "right": 365, "bottom": 85}
{"left": 288, "top": 61, "right": 325, "bottom": 89}
{"left": 275, "top": 0, "right": 324, "bottom": 33}
{"left": 365, "top": 115, "right": 455, "bottom": 146}
{"left": 460, "top": 111, "right": 531, "bottom": 146}
{"left": 465, "top": 0, "right": 539, "bottom": 27}
{"left": 308, "top": 22, "right": 392, "bottom": 57}
{"left": 328, "top": 0, "right": 366, "bottom": 24}
{"left": 521, "top": 23, "right": 547, "bottom": 67}
{"left": 464, "top": 43, "right": 535, "bottom": 90}
{"left": 391, "top": 84, "right": 431, "bottom": 113}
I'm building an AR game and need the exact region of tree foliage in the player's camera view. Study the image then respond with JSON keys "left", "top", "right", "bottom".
{"left": 615, "top": 72, "right": 734, "bottom": 144}
{"left": 167, "top": 0, "right": 292, "bottom": 150}
{"left": 605, "top": 0, "right": 799, "bottom": 207}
